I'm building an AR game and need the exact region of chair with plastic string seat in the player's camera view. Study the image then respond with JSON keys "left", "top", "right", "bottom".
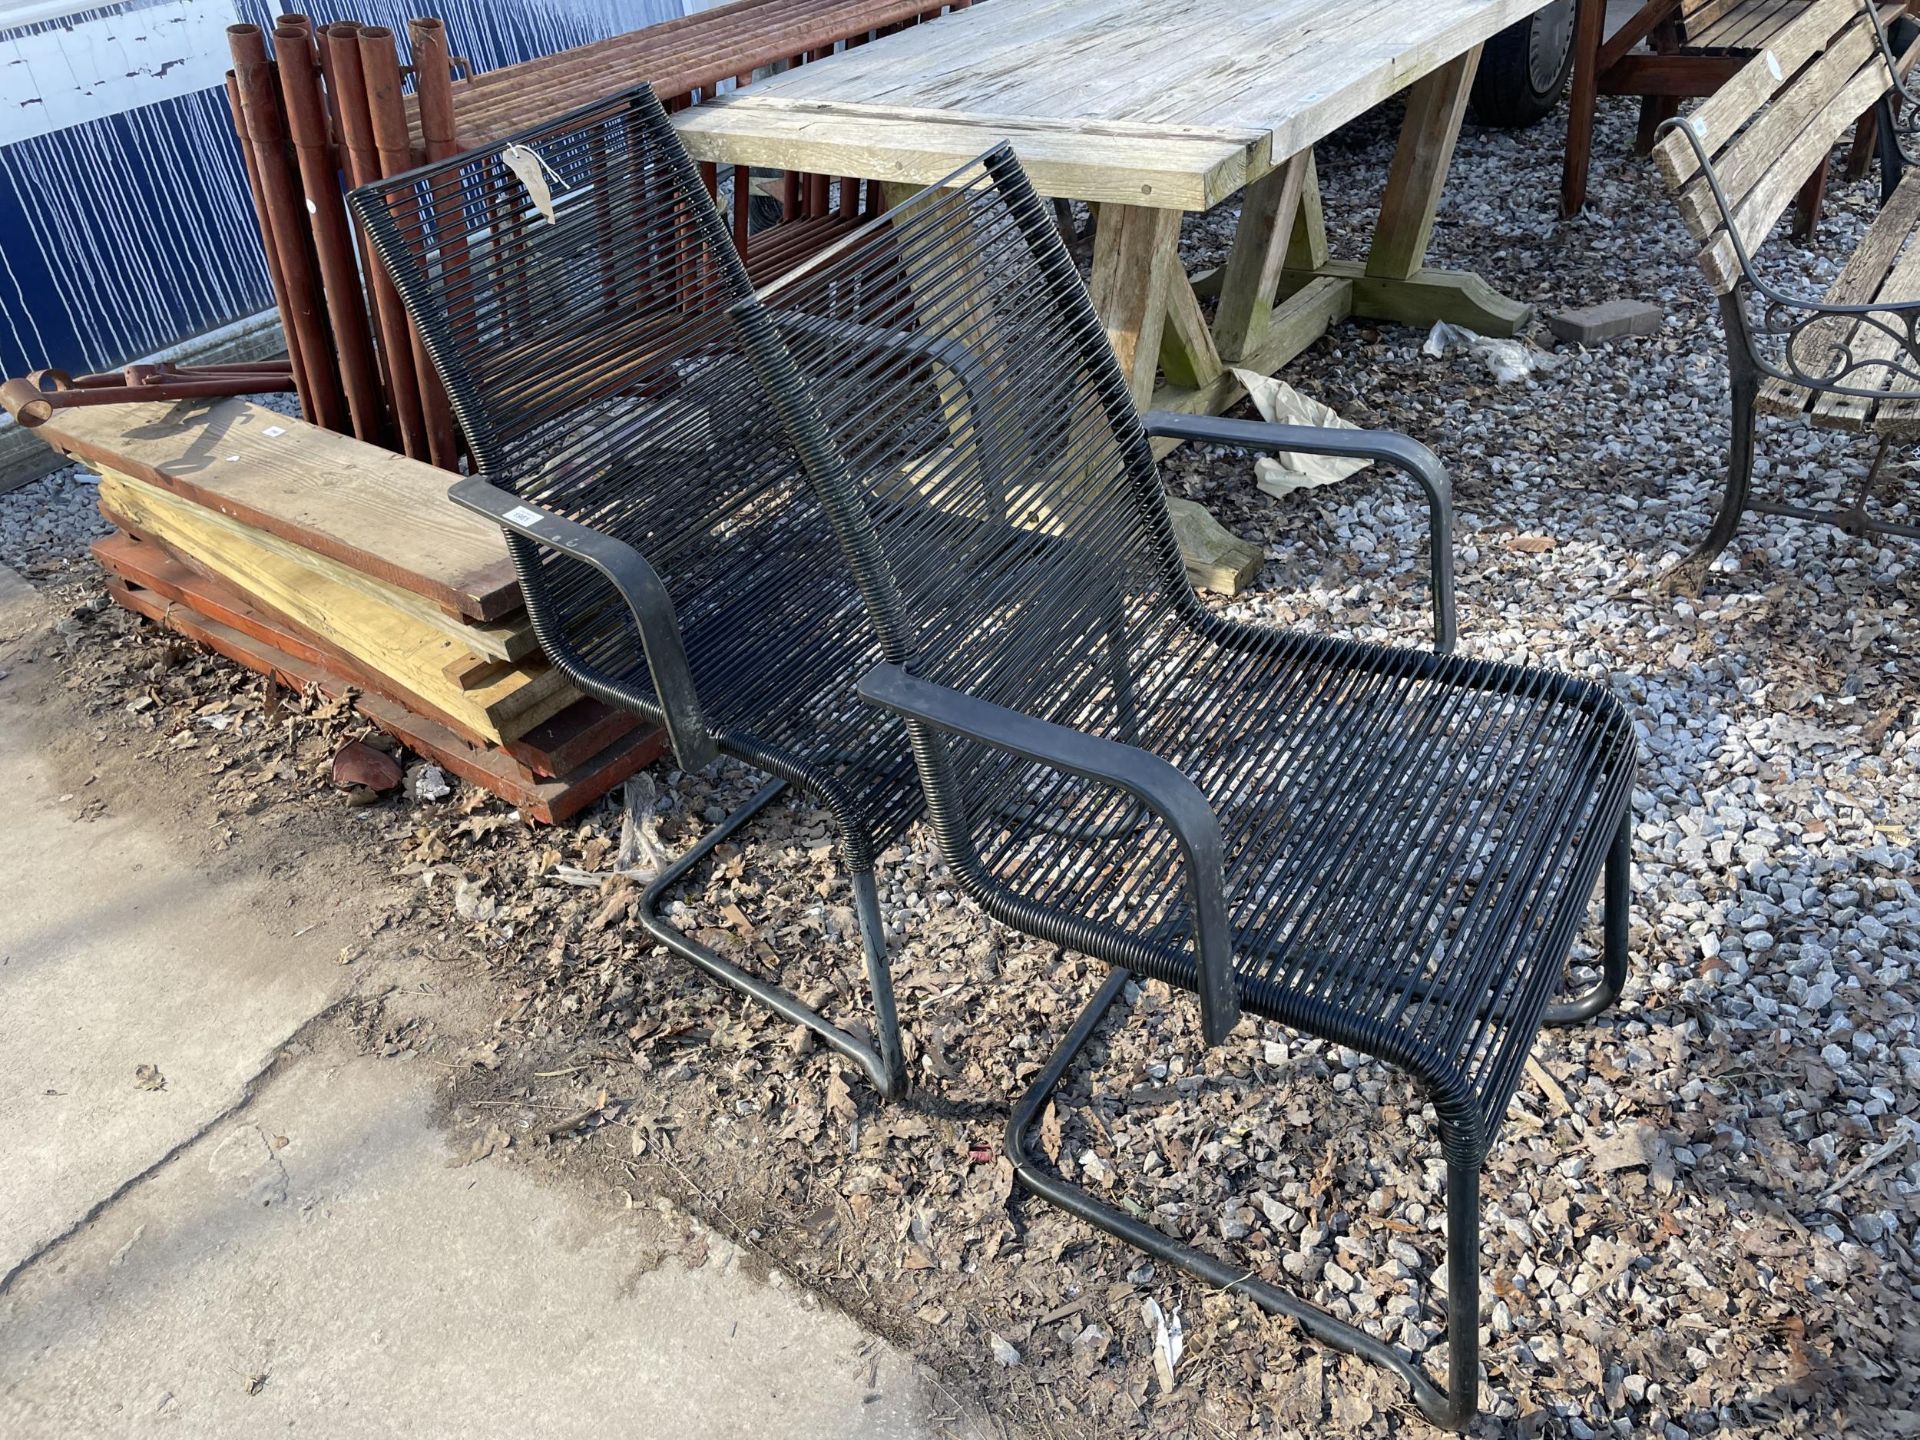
{"left": 350, "top": 85, "right": 930, "bottom": 1097}
{"left": 729, "top": 148, "right": 1641, "bottom": 1427}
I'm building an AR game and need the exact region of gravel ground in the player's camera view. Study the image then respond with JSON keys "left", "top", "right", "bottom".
{"left": 10, "top": 97, "right": 1920, "bottom": 1439}
{"left": 0, "top": 466, "right": 108, "bottom": 578}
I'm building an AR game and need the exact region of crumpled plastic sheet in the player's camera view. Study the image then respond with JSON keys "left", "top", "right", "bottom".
{"left": 1228, "top": 366, "right": 1368, "bottom": 499}
{"left": 1422, "top": 320, "right": 1562, "bottom": 384}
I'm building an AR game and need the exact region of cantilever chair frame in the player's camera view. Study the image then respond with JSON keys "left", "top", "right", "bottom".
{"left": 733, "top": 146, "right": 1633, "bottom": 1428}
{"left": 352, "top": 88, "right": 913, "bottom": 1098}
{"left": 1657, "top": 0, "right": 1920, "bottom": 589}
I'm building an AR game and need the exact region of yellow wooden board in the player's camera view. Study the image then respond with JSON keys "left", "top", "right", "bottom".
{"left": 79, "top": 457, "right": 533, "bottom": 663}
{"left": 38, "top": 398, "right": 520, "bottom": 620}
{"left": 98, "top": 470, "right": 576, "bottom": 744}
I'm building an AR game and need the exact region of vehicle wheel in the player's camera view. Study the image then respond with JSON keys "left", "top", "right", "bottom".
{"left": 1468, "top": 0, "right": 1577, "bottom": 129}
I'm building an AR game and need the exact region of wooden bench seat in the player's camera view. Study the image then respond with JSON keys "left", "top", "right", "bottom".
{"left": 1759, "top": 164, "right": 1920, "bottom": 431}
{"left": 1683, "top": 0, "right": 1823, "bottom": 52}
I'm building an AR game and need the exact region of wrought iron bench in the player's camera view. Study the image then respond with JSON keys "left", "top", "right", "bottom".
{"left": 1654, "top": 0, "right": 1920, "bottom": 590}
{"left": 731, "top": 151, "right": 1640, "bottom": 1427}
{"left": 349, "top": 88, "right": 932, "bottom": 1097}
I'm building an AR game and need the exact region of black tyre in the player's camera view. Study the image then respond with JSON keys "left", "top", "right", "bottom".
{"left": 1468, "top": 0, "right": 1577, "bottom": 129}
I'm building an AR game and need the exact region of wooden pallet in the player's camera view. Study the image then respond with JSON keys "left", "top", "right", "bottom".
{"left": 94, "top": 532, "right": 661, "bottom": 822}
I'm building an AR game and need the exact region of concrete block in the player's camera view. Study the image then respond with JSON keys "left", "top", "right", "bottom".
{"left": 1544, "top": 300, "right": 1666, "bottom": 346}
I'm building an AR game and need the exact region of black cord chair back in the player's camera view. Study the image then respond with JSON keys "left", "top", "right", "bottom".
{"left": 743, "top": 148, "right": 1191, "bottom": 695}
{"left": 350, "top": 88, "right": 883, "bottom": 773}
{"left": 733, "top": 149, "right": 1262, "bottom": 1039}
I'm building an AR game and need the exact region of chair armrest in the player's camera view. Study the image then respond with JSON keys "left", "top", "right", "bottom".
{"left": 765, "top": 308, "right": 1014, "bottom": 499}
{"left": 449, "top": 476, "right": 717, "bottom": 770}
{"left": 772, "top": 310, "right": 987, "bottom": 400}
{"left": 858, "top": 661, "right": 1241, "bottom": 1046}
{"left": 1143, "top": 411, "right": 1457, "bottom": 655}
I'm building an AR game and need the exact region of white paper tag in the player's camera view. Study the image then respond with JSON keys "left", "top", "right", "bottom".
{"left": 261, "top": 425, "right": 286, "bottom": 438}
{"left": 503, "top": 505, "right": 543, "bottom": 527}
{"left": 502, "top": 144, "right": 559, "bottom": 224}
{"left": 1764, "top": 50, "right": 1782, "bottom": 81}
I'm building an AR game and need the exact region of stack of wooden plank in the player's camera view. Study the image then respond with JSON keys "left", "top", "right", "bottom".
{"left": 40, "top": 398, "right": 660, "bottom": 822}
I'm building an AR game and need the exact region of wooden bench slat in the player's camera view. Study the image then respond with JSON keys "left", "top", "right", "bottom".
{"left": 1701, "top": 46, "right": 1890, "bottom": 289}
{"left": 1682, "top": 0, "right": 1740, "bottom": 32}
{"left": 1758, "top": 167, "right": 1920, "bottom": 418}
{"left": 1693, "top": 0, "right": 1810, "bottom": 52}
{"left": 1653, "top": 0, "right": 1856, "bottom": 189}
{"left": 1676, "top": 20, "right": 1878, "bottom": 235}
{"left": 1805, "top": 179, "right": 1920, "bottom": 427}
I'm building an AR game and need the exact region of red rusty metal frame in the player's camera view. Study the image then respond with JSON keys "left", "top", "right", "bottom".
{"left": 1, "top": 363, "right": 297, "bottom": 428}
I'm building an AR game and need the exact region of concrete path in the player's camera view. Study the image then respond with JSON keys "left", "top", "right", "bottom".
{"left": 0, "top": 571, "right": 948, "bottom": 1439}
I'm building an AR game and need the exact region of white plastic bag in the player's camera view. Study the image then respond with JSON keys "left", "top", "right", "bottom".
{"left": 1422, "top": 321, "right": 1560, "bottom": 384}
{"left": 1228, "top": 367, "right": 1368, "bottom": 499}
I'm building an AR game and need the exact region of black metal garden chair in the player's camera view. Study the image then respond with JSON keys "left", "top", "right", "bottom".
{"left": 1653, "top": 0, "right": 1920, "bottom": 591}
{"left": 729, "top": 150, "right": 1640, "bottom": 1427}
{"left": 348, "top": 88, "right": 928, "bottom": 1096}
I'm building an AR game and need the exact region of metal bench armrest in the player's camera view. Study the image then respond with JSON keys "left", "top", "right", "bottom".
{"left": 1143, "top": 411, "right": 1456, "bottom": 655}
{"left": 1867, "top": 0, "right": 1920, "bottom": 111}
{"left": 858, "top": 661, "right": 1241, "bottom": 1046}
{"left": 450, "top": 476, "right": 716, "bottom": 770}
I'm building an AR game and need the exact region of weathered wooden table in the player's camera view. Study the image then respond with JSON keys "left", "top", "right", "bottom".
{"left": 676, "top": 0, "right": 1551, "bottom": 422}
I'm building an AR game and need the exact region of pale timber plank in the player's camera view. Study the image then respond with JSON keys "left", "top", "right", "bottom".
{"left": 675, "top": 98, "right": 1261, "bottom": 210}
{"left": 96, "top": 471, "right": 575, "bottom": 743}
{"left": 38, "top": 398, "right": 519, "bottom": 620}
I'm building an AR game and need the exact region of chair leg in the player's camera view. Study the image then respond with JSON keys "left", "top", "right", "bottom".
{"left": 637, "top": 777, "right": 908, "bottom": 1099}
{"left": 1006, "top": 967, "right": 1481, "bottom": 1429}
{"left": 1660, "top": 368, "right": 1759, "bottom": 595}
{"left": 1544, "top": 809, "right": 1631, "bottom": 1027}
{"left": 1837, "top": 434, "right": 1898, "bottom": 536}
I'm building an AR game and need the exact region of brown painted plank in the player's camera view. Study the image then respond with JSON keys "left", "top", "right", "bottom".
{"left": 39, "top": 398, "right": 520, "bottom": 621}
{"left": 102, "top": 558, "right": 661, "bottom": 822}
{"left": 92, "top": 530, "right": 633, "bottom": 777}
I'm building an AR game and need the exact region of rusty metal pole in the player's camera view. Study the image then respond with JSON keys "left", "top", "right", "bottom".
{"left": 275, "top": 14, "right": 342, "bottom": 161}
{"left": 407, "top": 16, "right": 472, "bottom": 467}
{"left": 274, "top": 22, "right": 386, "bottom": 444}
{"left": 407, "top": 16, "right": 459, "bottom": 157}
{"left": 223, "top": 70, "right": 312, "bottom": 418}
{"left": 228, "top": 24, "right": 344, "bottom": 433}
{"left": 326, "top": 22, "right": 429, "bottom": 461}
{"left": 361, "top": 26, "right": 460, "bottom": 470}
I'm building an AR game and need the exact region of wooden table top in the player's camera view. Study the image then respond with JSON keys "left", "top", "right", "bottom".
{"left": 675, "top": 0, "right": 1553, "bottom": 209}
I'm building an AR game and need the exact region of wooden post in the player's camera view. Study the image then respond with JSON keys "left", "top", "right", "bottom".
{"left": 1213, "top": 152, "right": 1310, "bottom": 362}
{"left": 1157, "top": 268, "right": 1223, "bottom": 391}
{"left": 1286, "top": 152, "right": 1329, "bottom": 272}
{"left": 1366, "top": 46, "right": 1480, "bottom": 283}
{"left": 1088, "top": 203, "right": 1181, "bottom": 408}
{"left": 1562, "top": 0, "right": 1608, "bottom": 217}
{"left": 1792, "top": 156, "right": 1830, "bottom": 241}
